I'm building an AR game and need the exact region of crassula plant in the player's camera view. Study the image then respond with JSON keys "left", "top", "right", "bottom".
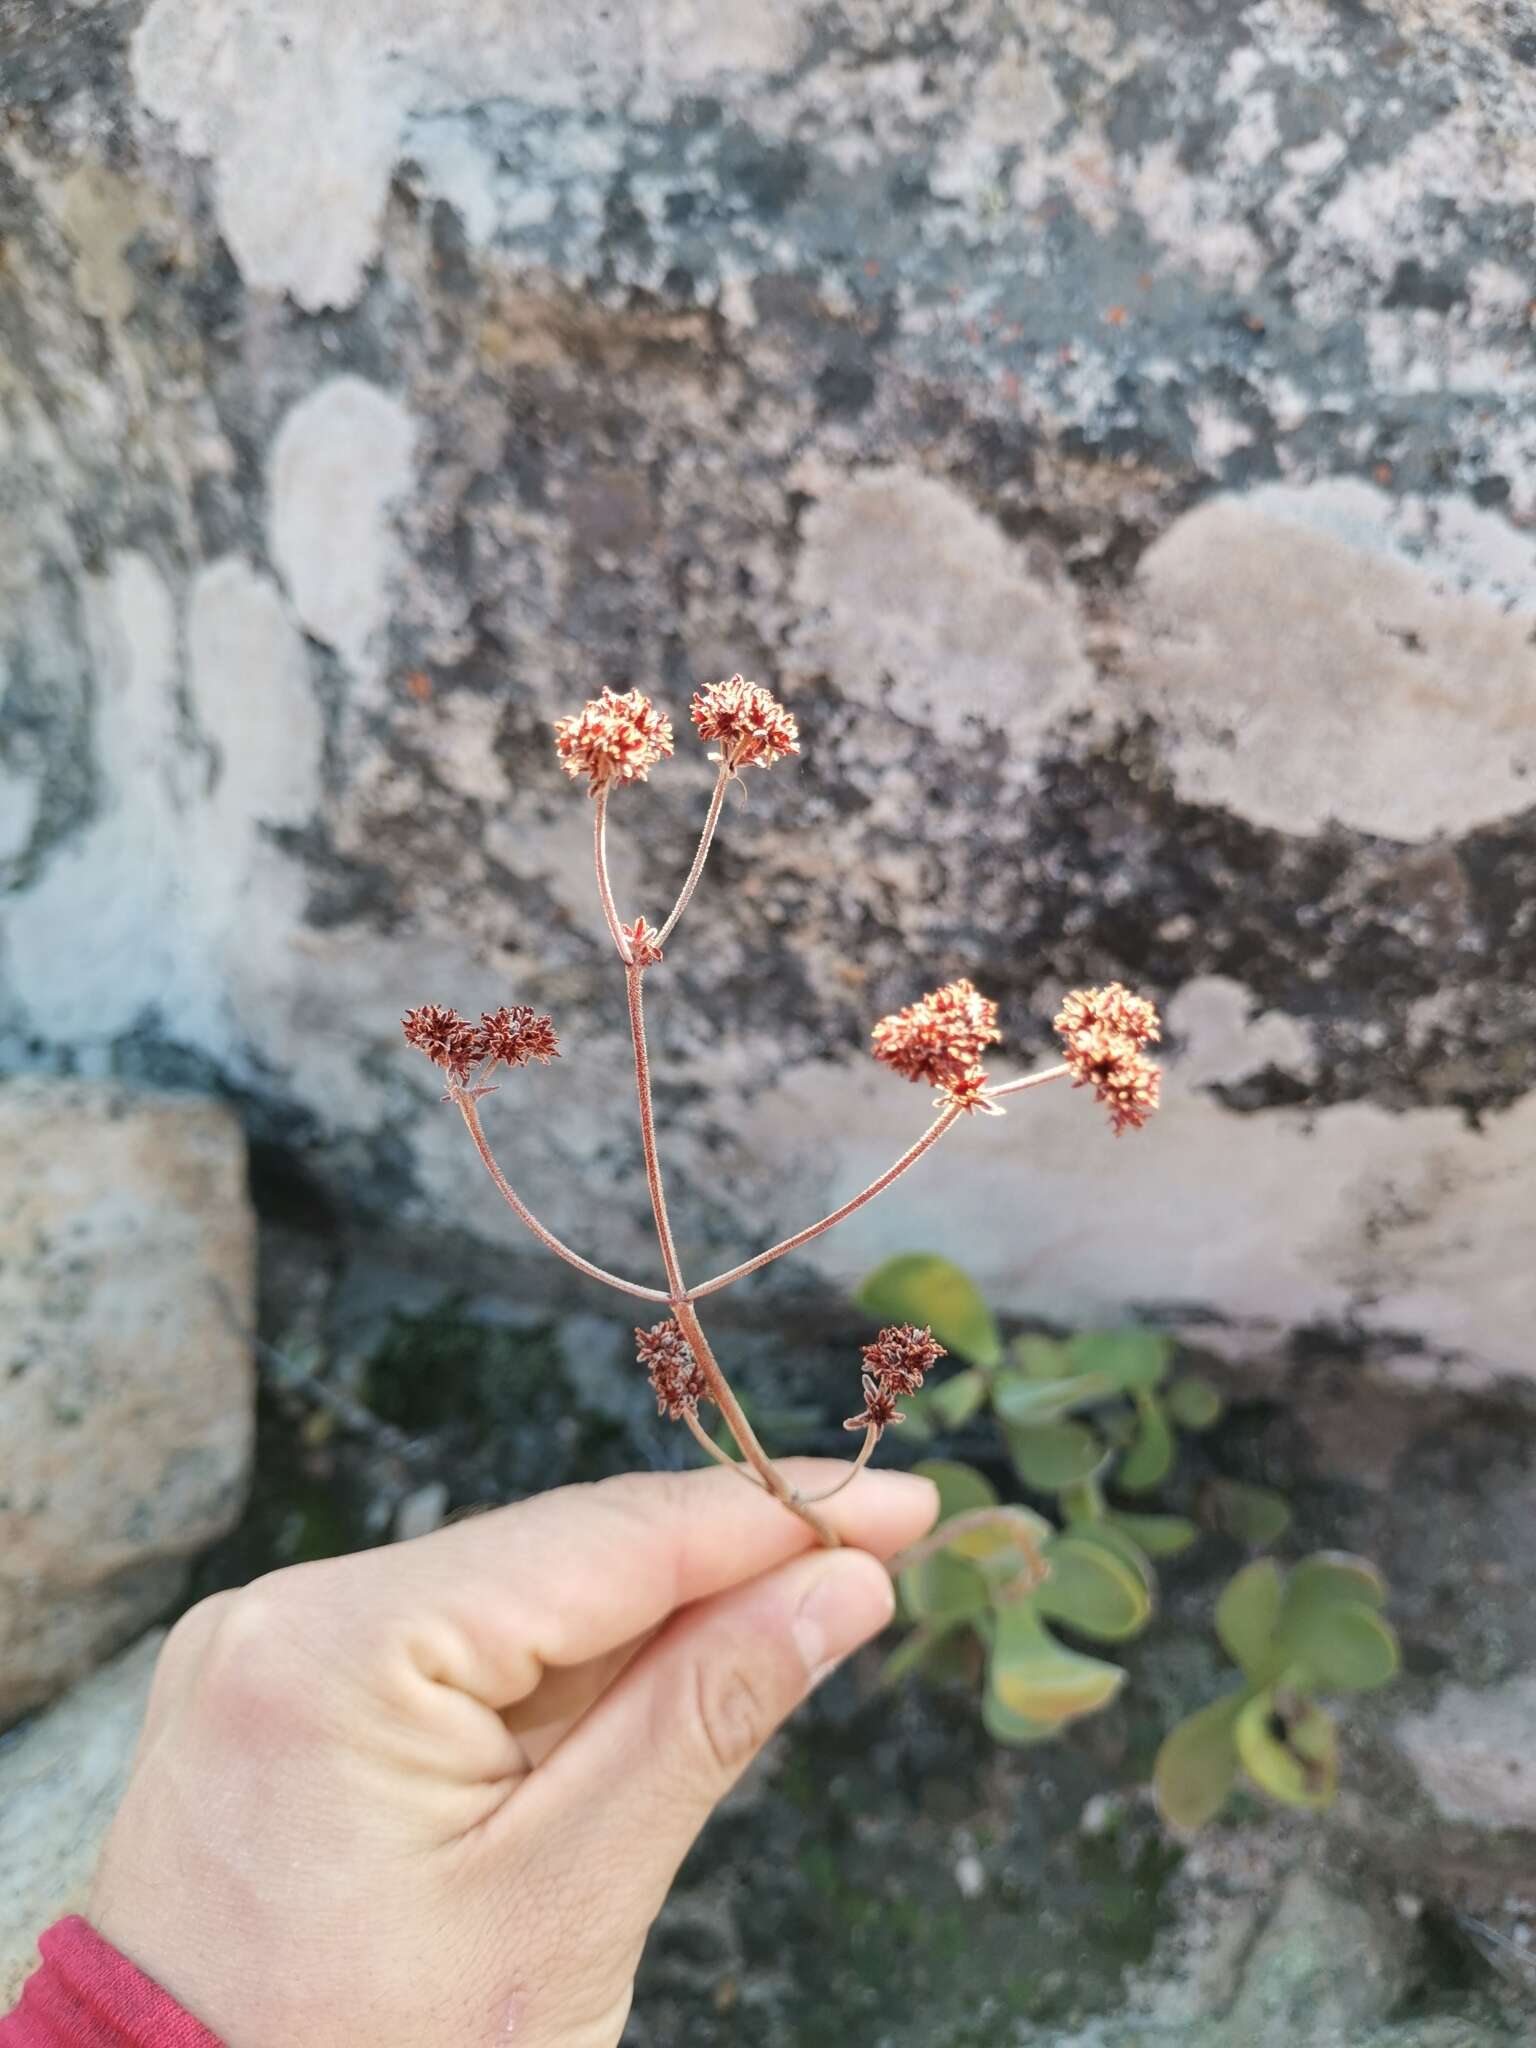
{"left": 401, "top": 678, "right": 1162, "bottom": 1549}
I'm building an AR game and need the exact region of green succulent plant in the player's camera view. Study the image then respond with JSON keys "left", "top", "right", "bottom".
{"left": 860, "top": 1252, "right": 1397, "bottom": 1826}
{"left": 1154, "top": 1553, "right": 1401, "bottom": 1826}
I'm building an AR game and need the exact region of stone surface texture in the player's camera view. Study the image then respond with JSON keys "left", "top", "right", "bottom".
{"left": 0, "top": 1630, "right": 163, "bottom": 2009}
{"left": 0, "top": 1080, "right": 255, "bottom": 1723}
{"left": 3, "top": 0, "right": 1536, "bottom": 1396}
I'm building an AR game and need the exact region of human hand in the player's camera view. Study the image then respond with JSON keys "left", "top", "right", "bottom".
{"left": 89, "top": 1461, "right": 937, "bottom": 2047}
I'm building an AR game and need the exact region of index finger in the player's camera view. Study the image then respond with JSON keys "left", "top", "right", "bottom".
{"left": 322, "top": 1460, "right": 938, "bottom": 1711}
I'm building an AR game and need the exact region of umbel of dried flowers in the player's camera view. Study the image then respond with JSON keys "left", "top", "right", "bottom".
{"left": 401, "top": 677, "right": 1161, "bottom": 1540}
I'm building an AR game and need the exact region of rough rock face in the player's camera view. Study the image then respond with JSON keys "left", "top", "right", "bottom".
{"left": 2, "top": 1, "right": 1535, "bottom": 1385}
{"left": 0, "top": 1631, "right": 163, "bottom": 2008}
{"left": 0, "top": 1081, "right": 255, "bottom": 1722}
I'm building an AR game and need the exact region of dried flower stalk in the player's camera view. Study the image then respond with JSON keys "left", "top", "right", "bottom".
{"left": 402, "top": 678, "right": 1161, "bottom": 1547}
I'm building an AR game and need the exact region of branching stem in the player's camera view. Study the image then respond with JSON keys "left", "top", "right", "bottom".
{"left": 794, "top": 1426, "right": 878, "bottom": 1505}
{"left": 455, "top": 1091, "right": 670, "bottom": 1305}
{"left": 658, "top": 765, "right": 730, "bottom": 947}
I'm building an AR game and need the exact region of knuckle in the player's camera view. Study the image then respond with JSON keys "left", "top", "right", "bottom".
{"left": 191, "top": 1576, "right": 325, "bottom": 1735}
{"left": 686, "top": 1649, "right": 778, "bottom": 1781}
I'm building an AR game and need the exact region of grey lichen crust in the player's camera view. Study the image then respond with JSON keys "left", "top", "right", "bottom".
{"left": 2, "top": 0, "right": 1535, "bottom": 1377}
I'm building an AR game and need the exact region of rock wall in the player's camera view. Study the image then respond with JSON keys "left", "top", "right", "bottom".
{"left": 3, "top": 0, "right": 1536, "bottom": 1380}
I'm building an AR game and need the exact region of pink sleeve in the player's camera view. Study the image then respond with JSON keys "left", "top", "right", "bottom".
{"left": 0, "top": 1918, "right": 223, "bottom": 2047}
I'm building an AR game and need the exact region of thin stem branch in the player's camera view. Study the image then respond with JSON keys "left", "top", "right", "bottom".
{"left": 794, "top": 1426, "right": 878, "bottom": 1505}
{"left": 619, "top": 958, "right": 835, "bottom": 1544}
{"left": 985, "top": 1061, "right": 1071, "bottom": 1101}
{"left": 593, "top": 789, "right": 632, "bottom": 962}
{"left": 673, "top": 1299, "right": 837, "bottom": 1546}
{"left": 455, "top": 1091, "right": 670, "bottom": 1305}
{"left": 687, "top": 1103, "right": 964, "bottom": 1301}
{"left": 624, "top": 967, "right": 686, "bottom": 1300}
{"left": 683, "top": 1406, "right": 767, "bottom": 1486}
{"left": 657, "top": 765, "right": 730, "bottom": 947}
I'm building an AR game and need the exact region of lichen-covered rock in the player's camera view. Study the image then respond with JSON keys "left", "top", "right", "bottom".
{"left": 0, "top": 1081, "right": 254, "bottom": 1722}
{"left": 0, "top": 1630, "right": 163, "bottom": 2008}
{"left": 1396, "top": 1672, "right": 1536, "bottom": 1833}
{"left": 2, "top": 0, "right": 1536, "bottom": 1390}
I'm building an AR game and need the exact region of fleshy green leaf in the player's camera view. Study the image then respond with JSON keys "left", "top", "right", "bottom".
{"left": 925, "top": 1367, "right": 991, "bottom": 1429}
{"left": 992, "top": 1371, "right": 1114, "bottom": 1425}
{"left": 1166, "top": 1376, "right": 1223, "bottom": 1430}
{"left": 1037, "top": 1533, "right": 1153, "bottom": 1641}
{"left": 913, "top": 1458, "right": 998, "bottom": 1520}
{"left": 856, "top": 1254, "right": 1002, "bottom": 1368}
{"left": 1286, "top": 1601, "right": 1400, "bottom": 1693}
{"left": 899, "top": 1548, "right": 990, "bottom": 1625}
{"left": 989, "top": 1603, "right": 1126, "bottom": 1726}
{"left": 1068, "top": 1519, "right": 1156, "bottom": 1590}
{"left": 1105, "top": 1510, "right": 1198, "bottom": 1558}
{"left": 1282, "top": 1552, "right": 1387, "bottom": 1615}
{"left": 1207, "top": 1479, "right": 1292, "bottom": 1548}
{"left": 1235, "top": 1688, "right": 1337, "bottom": 1810}
{"left": 1116, "top": 1391, "right": 1175, "bottom": 1492}
{"left": 981, "top": 1685, "right": 1061, "bottom": 1747}
{"left": 1014, "top": 1334, "right": 1069, "bottom": 1379}
{"left": 1215, "top": 1558, "right": 1284, "bottom": 1679}
{"left": 1154, "top": 1690, "right": 1245, "bottom": 1829}
{"left": 1064, "top": 1329, "right": 1171, "bottom": 1392}
{"left": 1007, "top": 1419, "right": 1107, "bottom": 1493}
{"left": 900, "top": 1462, "right": 999, "bottom": 1622}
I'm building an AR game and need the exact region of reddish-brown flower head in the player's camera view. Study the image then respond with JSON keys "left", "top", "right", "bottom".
{"left": 871, "top": 977, "right": 1002, "bottom": 1109}
{"left": 861, "top": 1323, "right": 947, "bottom": 1397}
{"left": 622, "top": 917, "right": 665, "bottom": 968}
{"left": 402, "top": 1003, "right": 479, "bottom": 1081}
{"left": 690, "top": 675, "right": 800, "bottom": 774}
{"left": 474, "top": 1005, "right": 560, "bottom": 1071}
{"left": 1054, "top": 983, "right": 1161, "bottom": 1051}
{"left": 635, "top": 1319, "right": 708, "bottom": 1421}
{"left": 844, "top": 1373, "right": 906, "bottom": 1434}
{"left": 554, "top": 687, "right": 674, "bottom": 795}
{"left": 1054, "top": 984, "right": 1163, "bottom": 1136}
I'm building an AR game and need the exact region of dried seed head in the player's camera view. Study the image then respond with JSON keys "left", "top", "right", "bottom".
{"left": 861, "top": 1323, "right": 946, "bottom": 1396}
{"left": 690, "top": 675, "right": 800, "bottom": 773}
{"left": 402, "top": 1003, "right": 479, "bottom": 1081}
{"left": 622, "top": 917, "right": 665, "bottom": 968}
{"left": 871, "top": 977, "right": 1002, "bottom": 1103}
{"left": 1054, "top": 984, "right": 1163, "bottom": 1136}
{"left": 844, "top": 1373, "right": 906, "bottom": 1434}
{"left": 635, "top": 1318, "right": 708, "bottom": 1420}
{"left": 1054, "top": 983, "right": 1161, "bottom": 1050}
{"left": 474, "top": 1005, "right": 560, "bottom": 1071}
{"left": 554, "top": 687, "right": 674, "bottom": 795}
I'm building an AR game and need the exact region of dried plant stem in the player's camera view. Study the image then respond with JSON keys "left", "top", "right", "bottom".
{"left": 985, "top": 1061, "right": 1071, "bottom": 1101}
{"left": 683, "top": 1406, "right": 767, "bottom": 1485}
{"left": 794, "top": 1426, "right": 878, "bottom": 1505}
{"left": 455, "top": 1092, "right": 670, "bottom": 1305}
{"left": 621, "top": 960, "right": 837, "bottom": 1544}
{"left": 624, "top": 966, "right": 686, "bottom": 1298}
{"left": 687, "top": 1103, "right": 964, "bottom": 1300}
{"left": 657, "top": 765, "right": 730, "bottom": 947}
{"left": 593, "top": 790, "right": 632, "bottom": 962}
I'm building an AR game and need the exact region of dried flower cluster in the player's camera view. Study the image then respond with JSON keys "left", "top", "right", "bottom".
{"left": 845, "top": 1323, "right": 947, "bottom": 1435}
{"left": 871, "top": 977, "right": 1003, "bottom": 1111}
{"left": 404, "top": 669, "right": 1161, "bottom": 1539}
{"left": 690, "top": 675, "right": 801, "bottom": 774}
{"left": 635, "top": 1318, "right": 708, "bottom": 1420}
{"left": 402, "top": 1002, "right": 561, "bottom": 1083}
{"left": 554, "top": 686, "right": 674, "bottom": 795}
{"left": 1054, "top": 982, "right": 1163, "bottom": 1135}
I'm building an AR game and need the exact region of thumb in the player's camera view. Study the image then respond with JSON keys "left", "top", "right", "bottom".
{"left": 517, "top": 1545, "right": 895, "bottom": 1904}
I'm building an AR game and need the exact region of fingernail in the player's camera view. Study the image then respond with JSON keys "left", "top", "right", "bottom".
{"left": 791, "top": 1555, "right": 896, "bottom": 1688}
